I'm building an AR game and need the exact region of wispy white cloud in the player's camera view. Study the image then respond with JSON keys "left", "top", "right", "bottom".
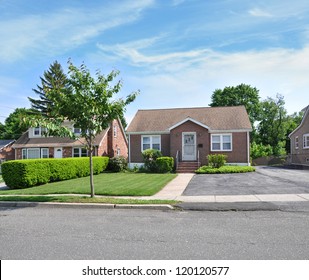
{"left": 249, "top": 8, "right": 273, "bottom": 18}
{"left": 0, "top": 0, "right": 154, "bottom": 62}
{"left": 102, "top": 41, "right": 309, "bottom": 121}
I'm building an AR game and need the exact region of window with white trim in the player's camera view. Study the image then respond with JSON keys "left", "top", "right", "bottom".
{"left": 33, "top": 127, "right": 47, "bottom": 137}
{"left": 303, "top": 134, "right": 309, "bottom": 149}
{"left": 73, "top": 147, "right": 88, "bottom": 157}
{"left": 22, "top": 148, "right": 49, "bottom": 159}
{"left": 142, "top": 135, "right": 161, "bottom": 151}
{"left": 41, "top": 148, "right": 49, "bottom": 158}
{"left": 74, "top": 127, "right": 81, "bottom": 135}
{"left": 295, "top": 136, "right": 299, "bottom": 149}
{"left": 211, "top": 134, "right": 232, "bottom": 151}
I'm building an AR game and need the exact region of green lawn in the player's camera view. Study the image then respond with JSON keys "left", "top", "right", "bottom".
{"left": 0, "top": 196, "right": 178, "bottom": 205}
{"left": 0, "top": 175, "right": 3, "bottom": 183}
{"left": 0, "top": 173, "right": 177, "bottom": 196}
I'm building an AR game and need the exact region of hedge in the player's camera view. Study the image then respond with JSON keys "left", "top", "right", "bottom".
{"left": 156, "top": 157, "right": 174, "bottom": 173}
{"left": 1, "top": 157, "right": 109, "bottom": 189}
{"left": 195, "top": 165, "right": 255, "bottom": 174}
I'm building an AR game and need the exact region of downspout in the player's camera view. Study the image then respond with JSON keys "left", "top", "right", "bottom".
{"left": 247, "top": 131, "right": 250, "bottom": 166}
{"left": 128, "top": 133, "right": 131, "bottom": 167}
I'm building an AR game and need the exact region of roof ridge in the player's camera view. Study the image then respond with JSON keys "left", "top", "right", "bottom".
{"left": 137, "top": 105, "right": 245, "bottom": 112}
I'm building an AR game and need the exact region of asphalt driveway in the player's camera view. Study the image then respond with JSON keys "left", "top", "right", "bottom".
{"left": 183, "top": 166, "right": 309, "bottom": 196}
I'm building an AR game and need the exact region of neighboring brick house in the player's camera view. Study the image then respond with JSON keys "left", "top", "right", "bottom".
{"left": 0, "top": 140, "right": 15, "bottom": 162}
{"left": 126, "top": 106, "right": 252, "bottom": 171}
{"left": 12, "top": 119, "right": 128, "bottom": 160}
{"left": 289, "top": 105, "right": 309, "bottom": 166}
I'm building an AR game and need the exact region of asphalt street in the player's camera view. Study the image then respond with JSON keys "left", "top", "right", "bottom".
{"left": 1, "top": 206, "right": 309, "bottom": 260}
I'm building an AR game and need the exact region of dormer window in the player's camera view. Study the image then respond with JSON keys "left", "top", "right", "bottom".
{"left": 74, "top": 127, "right": 81, "bottom": 135}
{"left": 34, "top": 127, "right": 40, "bottom": 136}
{"left": 33, "top": 127, "right": 47, "bottom": 137}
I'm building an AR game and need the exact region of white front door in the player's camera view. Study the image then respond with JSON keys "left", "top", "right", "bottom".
{"left": 182, "top": 132, "right": 196, "bottom": 161}
{"left": 54, "top": 148, "right": 63, "bottom": 158}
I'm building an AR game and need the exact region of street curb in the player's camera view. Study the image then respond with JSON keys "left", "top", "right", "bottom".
{"left": 0, "top": 201, "right": 175, "bottom": 211}
{"left": 177, "top": 202, "right": 287, "bottom": 211}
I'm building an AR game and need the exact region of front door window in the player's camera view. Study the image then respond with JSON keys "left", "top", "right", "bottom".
{"left": 182, "top": 133, "right": 196, "bottom": 161}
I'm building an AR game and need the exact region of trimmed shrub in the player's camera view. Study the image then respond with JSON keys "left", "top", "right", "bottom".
{"left": 142, "top": 149, "right": 162, "bottom": 172}
{"left": 208, "top": 154, "right": 227, "bottom": 168}
{"left": 156, "top": 157, "right": 174, "bottom": 173}
{"left": 107, "top": 156, "right": 127, "bottom": 172}
{"left": 195, "top": 165, "right": 255, "bottom": 174}
{"left": 1, "top": 157, "right": 109, "bottom": 189}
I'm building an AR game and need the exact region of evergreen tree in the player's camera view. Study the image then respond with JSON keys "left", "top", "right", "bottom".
{"left": 28, "top": 61, "right": 67, "bottom": 117}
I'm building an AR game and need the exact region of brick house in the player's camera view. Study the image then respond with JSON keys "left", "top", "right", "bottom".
{"left": 126, "top": 106, "right": 252, "bottom": 172}
{"left": 289, "top": 105, "right": 309, "bottom": 166}
{"left": 0, "top": 140, "right": 15, "bottom": 162}
{"left": 12, "top": 119, "right": 128, "bottom": 160}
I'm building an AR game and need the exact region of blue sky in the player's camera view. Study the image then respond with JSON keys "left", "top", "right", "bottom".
{"left": 1, "top": 0, "right": 309, "bottom": 125}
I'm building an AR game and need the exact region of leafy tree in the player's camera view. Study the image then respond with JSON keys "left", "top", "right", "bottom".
{"left": 26, "top": 61, "right": 139, "bottom": 197}
{"left": 257, "top": 94, "right": 287, "bottom": 155}
{"left": 250, "top": 142, "right": 273, "bottom": 159}
{"left": 209, "top": 83, "right": 262, "bottom": 126}
{"left": 284, "top": 111, "right": 304, "bottom": 153}
{"left": 0, "top": 108, "right": 32, "bottom": 139}
{"left": 28, "top": 61, "right": 68, "bottom": 117}
{"left": 0, "top": 122, "right": 5, "bottom": 139}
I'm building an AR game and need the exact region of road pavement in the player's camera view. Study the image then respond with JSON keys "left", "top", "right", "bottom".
{"left": 1, "top": 206, "right": 309, "bottom": 259}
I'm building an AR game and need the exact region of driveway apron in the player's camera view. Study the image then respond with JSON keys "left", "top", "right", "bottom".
{"left": 182, "top": 166, "right": 309, "bottom": 196}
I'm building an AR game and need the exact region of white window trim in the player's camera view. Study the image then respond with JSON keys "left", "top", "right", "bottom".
{"left": 141, "top": 135, "right": 161, "bottom": 152}
{"left": 72, "top": 147, "right": 88, "bottom": 157}
{"left": 22, "top": 148, "right": 49, "bottom": 159}
{"left": 73, "top": 127, "right": 81, "bottom": 135}
{"left": 303, "top": 134, "right": 309, "bottom": 149}
{"left": 113, "top": 125, "right": 117, "bottom": 138}
{"left": 41, "top": 148, "right": 49, "bottom": 158}
{"left": 32, "top": 127, "right": 47, "bottom": 137}
{"left": 295, "top": 136, "right": 299, "bottom": 149}
{"left": 211, "top": 134, "right": 233, "bottom": 152}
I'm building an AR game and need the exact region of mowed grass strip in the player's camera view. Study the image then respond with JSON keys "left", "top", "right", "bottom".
{"left": 0, "top": 196, "right": 179, "bottom": 205}
{"left": 0, "top": 173, "right": 177, "bottom": 196}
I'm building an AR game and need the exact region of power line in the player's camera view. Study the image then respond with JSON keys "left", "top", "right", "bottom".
{"left": 0, "top": 105, "right": 16, "bottom": 110}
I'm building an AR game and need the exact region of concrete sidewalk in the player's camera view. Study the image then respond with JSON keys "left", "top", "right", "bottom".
{"left": 1, "top": 174, "right": 309, "bottom": 211}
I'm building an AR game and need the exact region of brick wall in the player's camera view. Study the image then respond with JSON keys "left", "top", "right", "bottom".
{"left": 97, "top": 134, "right": 109, "bottom": 156}
{"left": 290, "top": 112, "right": 309, "bottom": 165}
{"left": 210, "top": 132, "right": 248, "bottom": 164}
{"left": 106, "top": 119, "right": 128, "bottom": 158}
{"left": 170, "top": 121, "right": 210, "bottom": 165}
{"left": 0, "top": 145, "right": 15, "bottom": 160}
{"left": 129, "top": 120, "right": 249, "bottom": 165}
{"left": 128, "top": 133, "right": 170, "bottom": 163}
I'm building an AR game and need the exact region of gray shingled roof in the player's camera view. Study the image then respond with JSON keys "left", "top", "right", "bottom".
{"left": 12, "top": 129, "right": 108, "bottom": 148}
{"left": 127, "top": 106, "right": 252, "bottom": 133}
{"left": 0, "top": 140, "right": 15, "bottom": 150}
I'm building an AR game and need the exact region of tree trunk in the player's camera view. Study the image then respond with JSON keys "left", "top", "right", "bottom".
{"left": 90, "top": 150, "right": 94, "bottom": 197}
{"left": 89, "top": 140, "right": 95, "bottom": 198}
